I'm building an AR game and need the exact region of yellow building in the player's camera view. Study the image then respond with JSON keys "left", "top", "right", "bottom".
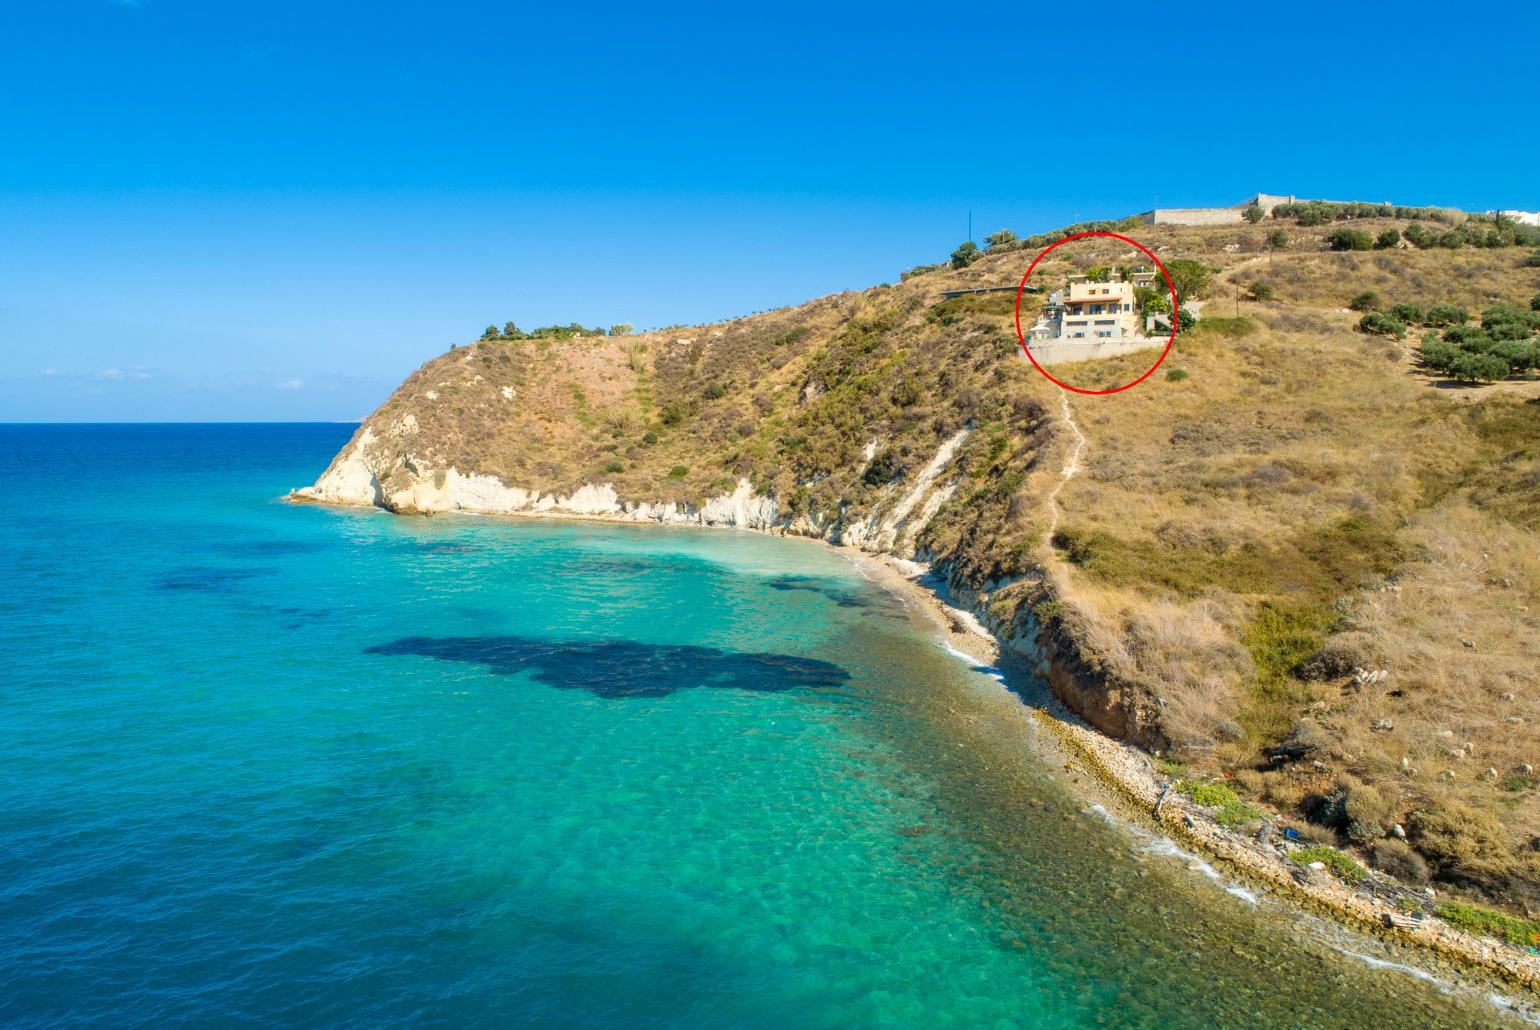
{"left": 1059, "top": 278, "right": 1138, "bottom": 339}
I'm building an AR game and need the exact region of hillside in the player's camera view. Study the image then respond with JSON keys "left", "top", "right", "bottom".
{"left": 300, "top": 211, "right": 1540, "bottom": 922}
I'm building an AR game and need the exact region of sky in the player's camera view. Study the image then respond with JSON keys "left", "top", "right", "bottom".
{"left": 2, "top": 1, "right": 1537, "bottom": 421}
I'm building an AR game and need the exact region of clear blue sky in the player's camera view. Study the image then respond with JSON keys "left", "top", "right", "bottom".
{"left": 3, "top": 0, "right": 1536, "bottom": 421}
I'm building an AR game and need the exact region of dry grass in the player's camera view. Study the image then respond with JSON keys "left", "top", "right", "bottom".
{"left": 1327, "top": 504, "right": 1540, "bottom": 837}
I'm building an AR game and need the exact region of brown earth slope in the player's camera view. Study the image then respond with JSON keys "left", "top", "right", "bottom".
{"left": 302, "top": 213, "right": 1540, "bottom": 919}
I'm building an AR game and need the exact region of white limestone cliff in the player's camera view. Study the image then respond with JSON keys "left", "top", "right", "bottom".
{"left": 294, "top": 422, "right": 969, "bottom": 559}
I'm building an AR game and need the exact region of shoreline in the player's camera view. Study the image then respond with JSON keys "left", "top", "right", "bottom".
{"left": 841, "top": 545, "right": 1540, "bottom": 1008}
{"left": 287, "top": 491, "right": 1540, "bottom": 1002}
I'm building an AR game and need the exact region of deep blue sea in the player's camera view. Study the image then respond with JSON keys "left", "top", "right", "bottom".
{"left": 0, "top": 424, "right": 1522, "bottom": 1027}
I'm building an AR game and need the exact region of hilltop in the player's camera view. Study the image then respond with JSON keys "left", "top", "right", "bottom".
{"left": 300, "top": 205, "right": 1540, "bottom": 933}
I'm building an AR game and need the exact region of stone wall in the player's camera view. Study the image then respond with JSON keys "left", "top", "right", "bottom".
{"left": 1142, "top": 207, "right": 1244, "bottom": 226}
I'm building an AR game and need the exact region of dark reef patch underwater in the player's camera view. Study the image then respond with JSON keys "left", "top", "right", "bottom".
{"left": 366, "top": 635, "right": 853, "bottom": 698}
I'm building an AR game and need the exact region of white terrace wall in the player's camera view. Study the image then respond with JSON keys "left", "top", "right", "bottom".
{"left": 1024, "top": 338, "right": 1166, "bottom": 367}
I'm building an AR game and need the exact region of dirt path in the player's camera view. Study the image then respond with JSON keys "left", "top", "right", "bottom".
{"left": 1044, "top": 392, "right": 1085, "bottom": 548}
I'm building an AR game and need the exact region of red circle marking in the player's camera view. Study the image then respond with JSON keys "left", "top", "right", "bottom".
{"left": 1013, "top": 231, "right": 1180, "bottom": 395}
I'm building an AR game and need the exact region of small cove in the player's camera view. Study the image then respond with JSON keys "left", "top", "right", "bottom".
{"left": 0, "top": 423, "right": 1526, "bottom": 1028}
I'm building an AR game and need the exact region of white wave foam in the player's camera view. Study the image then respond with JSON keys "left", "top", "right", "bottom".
{"left": 1488, "top": 995, "right": 1540, "bottom": 1027}
{"left": 1224, "top": 884, "right": 1259, "bottom": 906}
{"left": 1135, "top": 834, "right": 1258, "bottom": 906}
{"left": 1332, "top": 946, "right": 1443, "bottom": 986}
{"left": 936, "top": 639, "right": 1007, "bottom": 684}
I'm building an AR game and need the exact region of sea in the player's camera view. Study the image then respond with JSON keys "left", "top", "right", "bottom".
{"left": 0, "top": 423, "right": 1524, "bottom": 1028}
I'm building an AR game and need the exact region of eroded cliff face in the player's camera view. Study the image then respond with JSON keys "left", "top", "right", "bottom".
{"left": 297, "top": 410, "right": 969, "bottom": 556}
{"left": 934, "top": 575, "right": 1171, "bottom": 751}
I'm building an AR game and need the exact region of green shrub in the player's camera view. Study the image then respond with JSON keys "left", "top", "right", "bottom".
{"left": 1443, "top": 324, "right": 1490, "bottom": 348}
{"left": 1033, "top": 599, "right": 1065, "bottom": 624}
{"left": 1329, "top": 228, "right": 1374, "bottom": 251}
{"left": 984, "top": 229, "right": 1017, "bottom": 249}
{"left": 1176, "top": 779, "right": 1262, "bottom": 826}
{"left": 1435, "top": 900, "right": 1540, "bottom": 948}
{"left": 1176, "top": 308, "right": 1196, "bottom": 333}
{"left": 1375, "top": 228, "right": 1401, "bottom": 250}
{"left": 1531, "top": 294, "right": 1540, "bottom": 312}
{"left": 603, "top": 460, "right": 624, "bottom": 474}
{"left": 862, "top": 449, "right": 897, "bottom": 486}
{"left": 1165, "top": 259, "right": 1212, "bottom": 301}
{"left": 701, "top": 382, "right": 727, "bottom": 401}
{"left": 1426, "top": 303, "right": 1468, "bottom": 327}
{"left": 1290, "top": 845, "right": 1367, "bottom": 884}
{"left": 1268, "top": 228, "right": 1290, "bottom": 248}
{"left": 641, "top": 430, "right": 658, "bottom": 445}
{"left": 1358, "top": 312, "right": 1406, "bottom": 339}
{"left": 1178, "top": 779, "right": 1239, "bottom": 807}
{"left": 1247, "top": 282, "right": 1275, "bottom": 302}
{"left": 1450, "top": 351, "right": 1509, "bottom": 382}
{"left": 667, "top": 465, "right": 689, "bottom": 480}
{"left": 1490, "top": 339, "right": 1539, "bottom": 375}
{"left": 1404, "top": 222, "right": 1436, "bottom": 248}
{"left": 1523, "top": 250, "right": 1540, "bottom": 268}
{"left": 1386, "top": 302, "right": 1424, "bottom": 325}
{"left": 1215, "top": 799, "right": 1263, "bottom": 828}
{"left": 949, "top": 241, "right": 980, "bottom": 269}
{"left": 1489, "top": 321, "right": 1534, "bottom": 343}
{"left": 1166, "top": 368, "right": 1190, "bottom": 382}
{"left": 1243, "top": 203, "right": 1265, "bottom": 224}
{"left": 1483, "top": 303, "right": 1540, "bottom": 333}
{"left": 1438, "top": 231, "right": 1465, "bottom": 249}
{"left": 1349, "top": 291, "right": 1381, "bottom": 312}
{"left": 1418, "top": 339, "right": 1459, "bottom": 373}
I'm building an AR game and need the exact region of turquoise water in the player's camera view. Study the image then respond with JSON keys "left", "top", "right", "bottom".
{"left": 0, "top": 424, "right": 1522, "bottom": 1027}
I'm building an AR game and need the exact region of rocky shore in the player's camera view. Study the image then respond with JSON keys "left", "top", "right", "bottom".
{"left": 845, "top": 547, "right": 1540, "bottom": 1006}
